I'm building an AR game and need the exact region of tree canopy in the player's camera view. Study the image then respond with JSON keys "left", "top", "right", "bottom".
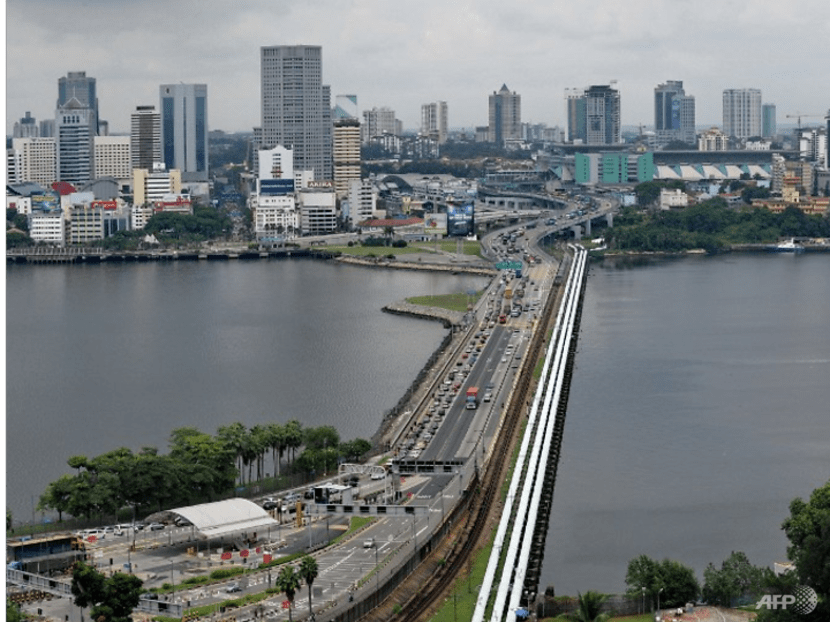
{"left": 625, "top": 554, "right": 699, "bottom": 609}
{"left": 71, "top": 561, "right": 143, "bottom": 622}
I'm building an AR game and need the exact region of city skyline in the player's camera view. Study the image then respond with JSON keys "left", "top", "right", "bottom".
{"left": 5, "top": 0, "right": 830, "bottom": 136}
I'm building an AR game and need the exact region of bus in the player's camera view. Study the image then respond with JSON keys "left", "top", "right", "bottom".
{"left": 6, "top": 533, "right": 87, "bottom": 575}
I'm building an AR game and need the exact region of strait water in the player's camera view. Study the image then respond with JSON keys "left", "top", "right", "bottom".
{"left": 5, "top": 258, "right": 487, "bottom": 520}
{"left": 541, "top": 252, "right": 830, "bottom": 596}
{"left": 5, "top": 254, "right": 829, "bottom": 596}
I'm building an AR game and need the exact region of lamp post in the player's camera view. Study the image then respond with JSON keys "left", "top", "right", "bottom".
{"left": 657, "top": 587, "right": 664, "bottom": 620}
{"left": 641, "top": 587, "right": 645, "bottom": 615}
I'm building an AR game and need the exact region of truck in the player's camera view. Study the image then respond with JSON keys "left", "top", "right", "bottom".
{"left": 465, "top": 387, "right": 479, "bottom": 410}
{"left": 504, "top": 287, "right": 513, "bottom": 299}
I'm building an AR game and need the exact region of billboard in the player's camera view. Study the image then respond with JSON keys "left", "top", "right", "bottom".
{"left": 446, "top": 203, "right": 474, "bottom": 237}
{"left": 31, "top": 194, "right": 60, "bottom": 212}
{"left": 92, "top": 200, "right": 118, "bottom": 210}
{"left": 424, "top": 213, "right": 447, "bottom": 236}
{"left": 260, "top": 179, "right": 295, "bottom": 196}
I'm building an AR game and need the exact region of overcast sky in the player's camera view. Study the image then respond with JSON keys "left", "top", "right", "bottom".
{"left": 5, "top": 0, "right": 830, "bottom": 136}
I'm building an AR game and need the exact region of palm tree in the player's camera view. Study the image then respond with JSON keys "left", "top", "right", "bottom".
{"left": 283, "top": 420, "right": 304, "bottom": 467}
{"left": 563, "top": 591, "right": 610, "bottom": 622}
{"left": 298, "top": 555, "right": 319, "bottom": 618}
{"left": 276, "top": 566, "right": 301, "bottom": 622}
{"left": 216, "top": 423, "right": 247, "bottom": 484}
{"left": 266, "top": 423, "right": 285, "bottom": 478}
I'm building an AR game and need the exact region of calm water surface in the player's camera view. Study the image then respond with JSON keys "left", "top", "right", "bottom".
{"left": 541, "top": 253, "right": 830, "bottom": 596}
{"left": 6, "top": 259, "right": 487, "bottom": 519}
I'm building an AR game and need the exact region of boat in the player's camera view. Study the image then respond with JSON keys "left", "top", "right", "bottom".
{"left": 768, "top": 238, "right": 805, "bottom": 253}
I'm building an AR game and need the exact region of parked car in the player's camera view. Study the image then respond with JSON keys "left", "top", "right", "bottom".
{"left": 147, "top": 522, "right": 165, "bottom": 531}
{"left": 262, "top": 498, "right": 278, "bottom": 510}
{"left": 226, "top": 583, "right": 242, "bottom": 593}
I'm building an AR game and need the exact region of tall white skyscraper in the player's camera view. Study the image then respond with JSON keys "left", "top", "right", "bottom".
{"left": 260, "top": 45, "right": 332, "bottom": 181}
{"left": 722, "top": 88, "right": 762, "bottom": 140}
{"left": 159, "top": 84, "right": 209, "bottom": 181}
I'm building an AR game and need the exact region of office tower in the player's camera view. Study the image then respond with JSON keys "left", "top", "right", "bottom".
{"left": 260, "top": 45, "right": 332, "bottom": 181}
{"left": 566, "top": 89, "right": 587, "bottom": 143}
{"left": 58, "top": 71, "right": 99, "bottom": 135}
{"left": 131, "top": 105, "right": 161, "bottom": 171}
{"left": 159, "top": 84, "right": 209, "bottom": 182}
{"left": 362, "top": 107, "right": 401, "bottom": 144}
{"left": 654, "top": 81, "right": 696, "bottom": 147}
{"left": 421, "top": 101, "right": 448, "bottom": 144}
{"left": 10, "top": 137, "right": 57, "bottom": 186}
{"left": 332, "top": 95, "right": 360, "bottom": 197}
{"left": 762, "top": 104, "right": 777, "bottom": 138}
{"left": 722, "top": 88, "right": 762, "bottom": 139}
{"left": 489, "top": 85, "right": 521, "bottom": 144}
{"left": 13, "top": 112, "right": 39, "bottom": 138}
{"left": 56, "top": 98, "right": 96, "bottom": 185}
{"left": 94, "top": 136, "right": 132, "bottom": 180}
{"left": 585, "top": 85, "right": 621, "bottom": 145}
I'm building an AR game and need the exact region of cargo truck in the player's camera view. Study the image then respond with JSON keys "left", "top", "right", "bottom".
{"left": 465, "top": 387, "right": 479, "bottom": 410}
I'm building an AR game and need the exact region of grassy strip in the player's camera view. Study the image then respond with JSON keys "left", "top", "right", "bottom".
{"left": 406, "top": 291, "right": 483, "bottom": 313}
{"left": 413, "top": 240, "right": 482, "bottom": 256}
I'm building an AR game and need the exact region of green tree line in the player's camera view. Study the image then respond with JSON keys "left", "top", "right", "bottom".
{"left": 36, "top": 421, "right": 371, "bottom": 523}
{"left": 608, "top": 198, "right": 830, "bottom": 253}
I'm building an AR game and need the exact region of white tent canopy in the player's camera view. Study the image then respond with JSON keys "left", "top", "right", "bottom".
{"left": 169, "top": 498, "right": 278, "bottom": 540}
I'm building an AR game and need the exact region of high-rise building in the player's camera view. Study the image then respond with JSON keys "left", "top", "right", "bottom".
{"left": 56, "top": 97, "right": 96, "bottom": 186}
{"left": 654, "top": 81, "right": 696, "bottom": 147}
{"left": 488, "top": 85, "right": 521, "bottom": 144}
{"left": 362, "top": 107, "right": 401, "bottom": 144}
{"left": 762, "top": 104, "right": 777, "bottom": 138}
{"left": 94, "top": 136, "right": 132, "bottom": 180}
{"left": 13, "top": 112, "right": 39, "bottom": 138}
{"left": 722, "top": 88, "right": 762, "bottom": 139}
{"left": 333, "top": 119, "right": 361, "bottom": 199}
{"left": 421, "top": 101, "right": 448, "bottom": 144}
{"left": 10, "top": 137, "right": 57, "bottom": 186}
{"left": 260, "top": 45, "right": 332, "bottom": 181}
{"left": 131, "top": 105, "right": 161, "bottom": 171}
{"left": 565, "top": 89, "right": 587, "bottom": 143}
{"left": 585, "top": 85, "right": 621, "bottom": 145}
{"left": 334, "top": 95, "right": 359, "bottom": 121}
{"left": 159, "top": 84, "right": 209, "bottom": 182}
{"left": 58, "top": 71, "right": 99, "bottom": 134}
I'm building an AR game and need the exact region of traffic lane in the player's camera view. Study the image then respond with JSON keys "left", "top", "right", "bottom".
{"left": 425, "top": 327, "right": 514, "bottom": 462}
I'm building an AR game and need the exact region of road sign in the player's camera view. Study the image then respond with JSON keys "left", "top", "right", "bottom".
{"left": 495, "top": 261, "right": 522, "bottom": 270}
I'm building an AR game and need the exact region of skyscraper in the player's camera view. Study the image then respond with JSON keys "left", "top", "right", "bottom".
{"left": 13, "top": 112, "right": 39, "bottom": 138}
{"left": 333, "top": 100, "right": 361, "bottom": 199}
{"left": 566, "top": 86, "right": 621, "bottom": 145}
{"left": 159, "top": 84, "right": 209, "bottom": 182}
{"left": 58, "top": 71, "right": 99, "bottom": 135}
{"left": 260, "top": 45, "right": 332, "bottom": 181}
{"left": 585, "top": 85, "right": 621, "bottom": 145}
{"left": 421, "top": 101, "right": 448, "bottom": 144}
{"left": 565, "top": 89, "right": 587, "bottom": 143}
{"left": 489, "top": 85, "right": 521, "bottom": 144}
{"left": 762, "top": 103, "right": 777, "bottom": 139}
{"left": 654, "top": 81, "right": 696, "bottom": 147}
{"left": 722, "top": 88, "right": 762, "bottom": 140}
{"left": 131, "top": 105, "right": 161, "bottom": 171}
{"left": 56, "top": 97, "right": 96, "bottom": 186}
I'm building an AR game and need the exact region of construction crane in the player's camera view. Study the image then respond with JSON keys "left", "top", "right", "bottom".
{"left": 786, "top": 113, "right": 823, "bottom": 129}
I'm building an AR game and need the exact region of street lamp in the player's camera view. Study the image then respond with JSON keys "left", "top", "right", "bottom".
{"left": 641, "top": 587, "right": 645, "bottom": 615}
{"left": 657, "top": 587, "right": 664, "bottom": 620}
